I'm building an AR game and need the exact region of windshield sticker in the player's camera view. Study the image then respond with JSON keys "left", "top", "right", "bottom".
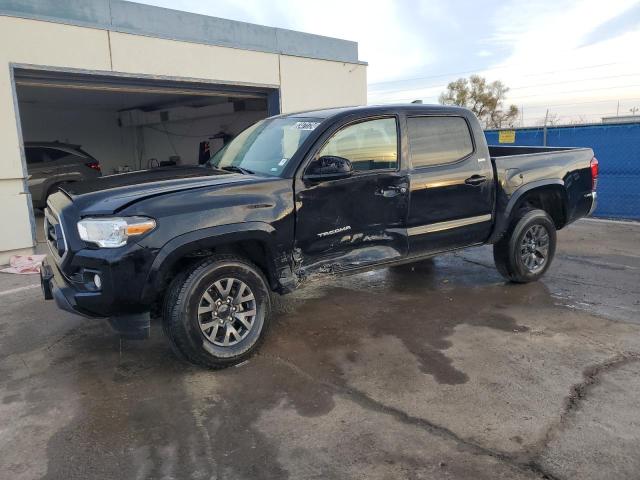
{"left": 278, "top": 158, "right": 288, "bottom": 166}
{"left": 294, "top": 121, "right": 320, "bottom": 131}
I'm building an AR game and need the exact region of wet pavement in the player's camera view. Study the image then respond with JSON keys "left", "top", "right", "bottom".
{"left": 1, "top": 218, "right": 639, "bottom": 479}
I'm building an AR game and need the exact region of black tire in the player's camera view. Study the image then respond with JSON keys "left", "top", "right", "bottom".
{"left": 161, "top": 269, "right": 190, "bottom": 361}
{"left": 493, "top": 209, "right": 557, "bottom": 283}
{"left": 163, "top": 254, "right": 271, "bottom": 368}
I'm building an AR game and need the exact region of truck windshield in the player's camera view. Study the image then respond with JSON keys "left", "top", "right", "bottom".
{"left": 208, "top": 117, "right": 323, "bottom": 176}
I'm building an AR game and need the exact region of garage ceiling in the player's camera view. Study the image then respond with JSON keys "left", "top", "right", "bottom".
{"left": 13, "top": 68, "right": 274, "bottom": 112}
{"left": 16, "top": 85, "right": 231, "bottom": 111}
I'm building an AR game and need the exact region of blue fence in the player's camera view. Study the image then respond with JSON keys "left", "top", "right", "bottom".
{"left": 485, "top": 123, "right": 640, "bottom": 220}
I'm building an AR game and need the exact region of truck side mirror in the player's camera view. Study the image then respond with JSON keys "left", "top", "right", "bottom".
{"left": 304, "top": 155, "right": 354, "bottom": 182}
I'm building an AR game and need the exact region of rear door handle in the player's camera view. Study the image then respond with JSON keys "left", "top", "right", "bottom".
{"left": 465, "top": 175, "right": 487, "bottom": 186}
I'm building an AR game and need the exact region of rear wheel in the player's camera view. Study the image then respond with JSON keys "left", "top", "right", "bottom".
{"left": 163, "top": 255, "right": 271, "bottom": 368}
{"left": 493, "top": 209, "right": 556, "bottom": 283}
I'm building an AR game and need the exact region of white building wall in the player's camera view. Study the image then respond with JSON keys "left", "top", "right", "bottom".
{"left": 279, "top": 56, "right": 367, "bottom": 113}
{"left": 109, "top": 32, "right": 281, "bottom": 87}
{"left": 0, "top": 17, "right": 112, "bottom": 259}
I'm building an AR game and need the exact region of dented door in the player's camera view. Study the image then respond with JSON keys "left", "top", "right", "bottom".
{"left": 294, "top": 116, "right": 409, "bottom": 277}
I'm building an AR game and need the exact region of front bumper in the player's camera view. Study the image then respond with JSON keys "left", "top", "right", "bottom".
{"left": 40, "top": 257, "right": 102, "bottom": 318}
{"left": 41, "top": 256, "right": 150, "bottom": 339}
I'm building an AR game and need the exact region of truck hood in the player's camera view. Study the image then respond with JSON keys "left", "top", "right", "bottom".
{"left": 61, "top": 166, "right": 259, "bottom": 215}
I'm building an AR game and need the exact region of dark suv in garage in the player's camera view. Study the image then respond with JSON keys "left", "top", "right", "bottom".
{"left": 25, "top": 141, "right": 101, "bottom": 208}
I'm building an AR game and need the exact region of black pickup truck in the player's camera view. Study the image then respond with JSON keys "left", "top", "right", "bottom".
{"left": 41, "top": 105, "right": 598, "bottom": 368}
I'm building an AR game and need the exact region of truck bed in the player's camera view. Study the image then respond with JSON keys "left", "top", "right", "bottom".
{"left": 488, "top": 145, "right": 594, "bottom": 187}
{"left": 487, "top": 144, "right": 596, "bottom": 241}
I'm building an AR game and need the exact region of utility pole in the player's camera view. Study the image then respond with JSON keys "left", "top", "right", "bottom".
{"left": 616, "top": 100, "right": 620, "bottom": 116}
{"left": 631, "top": 106, "right": 639, "bottom": 115}
{"left": 543, "top": 109, "right": 549, "bottom": 147}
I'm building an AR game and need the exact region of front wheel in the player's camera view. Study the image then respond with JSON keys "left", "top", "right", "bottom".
{"left": 163, "top": 255, "right": 271, "bottom": 368}
{"left": 493, "top": 209, "right": 557, "bottom": 283}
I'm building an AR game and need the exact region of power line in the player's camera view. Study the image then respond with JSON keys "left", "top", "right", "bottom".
{"left": 510, "top": 84, "right": 640, "bottom": 100}
{"left": 508, "top": 73, "right": 640, "bottom": 91}
{"left": 380, "top": 84, "right": 640, "bottom": 103}
{"left": 369, "top": 72, "right": 640, "bottom": 96}
{"left": 515, "top": 97, "right": 640, "bottom": 109}
{"left": 521, "top": 112, "right": 620, "bottom": 120}
{"left": 368, "top": 97, "right": 640, "bottom": 117}
{"left": 368, "top": 61, "right": 624, "bottom": 87}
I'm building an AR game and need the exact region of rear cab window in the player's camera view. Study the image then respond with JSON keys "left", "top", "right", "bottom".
{"left": 407, "top": 116, "right": 474, "bottom": 168}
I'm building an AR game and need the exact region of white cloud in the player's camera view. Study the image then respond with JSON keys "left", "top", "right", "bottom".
{"left": 247, "top": 0, "right": 438, "bottom": 84}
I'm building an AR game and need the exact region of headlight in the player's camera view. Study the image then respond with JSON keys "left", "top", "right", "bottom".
{"left": 77, "top": 217, "right": 156, "bottom": 248}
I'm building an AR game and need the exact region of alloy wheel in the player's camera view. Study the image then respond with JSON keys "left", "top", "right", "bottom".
{"left": 197, "top": 277, "right": 257, "bottom": 346}
{"left": 519, "top": 224, "right": 550, "bottom": 273}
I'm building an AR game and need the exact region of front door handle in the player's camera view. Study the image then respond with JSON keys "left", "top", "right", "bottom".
{"left": 378, "top": 184, "right": 408, "bottom": 198}
{"left": 465, "top": 175, "right": 487, "bottom": 186}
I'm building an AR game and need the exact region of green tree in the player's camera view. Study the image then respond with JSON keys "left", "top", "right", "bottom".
{"left": 438, "top": 75, "right": 519, "bottom": 128}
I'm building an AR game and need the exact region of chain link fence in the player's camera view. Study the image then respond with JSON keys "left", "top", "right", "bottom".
{"left": 485, "top": 123, "right": 640, "bottom": 220}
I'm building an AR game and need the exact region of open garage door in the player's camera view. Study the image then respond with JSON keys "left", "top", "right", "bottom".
{"left": 14, "top": 68, "right": 277, "bottom": 207}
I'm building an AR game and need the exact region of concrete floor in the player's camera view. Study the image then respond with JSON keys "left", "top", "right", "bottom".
{"left": 1, "top": 218, "right": 639, "bottom": 480}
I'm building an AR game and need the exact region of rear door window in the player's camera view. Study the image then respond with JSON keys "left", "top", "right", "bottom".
{"left": 407, "top": 116, "right": 474, "bottom": 168}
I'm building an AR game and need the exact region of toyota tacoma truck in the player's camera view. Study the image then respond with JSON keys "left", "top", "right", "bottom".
{"left": 40, "top": 105, "right": 598, "bottom": 368}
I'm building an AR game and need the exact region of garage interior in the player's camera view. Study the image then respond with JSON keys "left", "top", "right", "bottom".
{"left": 16, "top": 68, "right": 273, "bottom": 179}
{"left": 14, "top": 69, "right": 276, "bottom": 244}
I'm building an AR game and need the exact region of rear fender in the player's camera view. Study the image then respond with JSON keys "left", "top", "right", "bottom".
{"left": 488, "top": 179, "right": 566, "bottom": 244}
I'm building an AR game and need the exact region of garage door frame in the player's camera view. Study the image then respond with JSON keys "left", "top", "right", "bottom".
{"left": 9, "top": 63, "right": 281, "bottom": 250}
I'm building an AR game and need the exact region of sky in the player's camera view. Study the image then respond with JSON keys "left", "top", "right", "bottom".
{"left": 135, "top": 0, "right": 640, "bottom": 126}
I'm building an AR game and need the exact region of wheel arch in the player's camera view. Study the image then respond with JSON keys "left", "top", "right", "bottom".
{"left": 489, "top": 180, "right": 568, "bottom": 243}
{"left": 141, "top": 222, "right": 287, "bottom": 305}
{"left": 45, "top": 179, "right": 76, "bottom": 200}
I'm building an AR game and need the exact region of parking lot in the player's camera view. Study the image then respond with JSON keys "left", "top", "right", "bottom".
{"left": 1, "top": 218, "right": 639, "bottom": 480}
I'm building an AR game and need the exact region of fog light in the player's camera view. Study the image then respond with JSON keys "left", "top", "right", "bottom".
{"left": 93, "top": 274, "right": 102, "bottom": 290}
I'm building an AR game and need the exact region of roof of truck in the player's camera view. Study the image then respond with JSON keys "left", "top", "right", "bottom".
{"left": 282, "top": 104, "right": 471, "bottom": 119}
